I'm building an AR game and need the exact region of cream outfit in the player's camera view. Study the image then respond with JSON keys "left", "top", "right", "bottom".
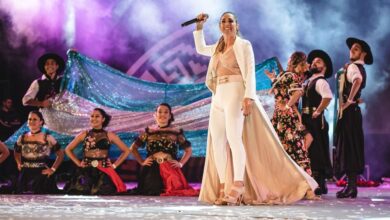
{"left": 194, "top": 30, "right": 318, "bottom": 204}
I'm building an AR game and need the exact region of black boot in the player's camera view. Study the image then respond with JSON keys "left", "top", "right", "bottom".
{"left": 336, "top": 186, "right": 347, "bottom": 197}
{"left": 313, "top": 172, "right": 322, "bottom": 195}
{"left": 319, "top": 174, "right": 328, "bottom": 195}
{"left": 337, "top": 174, "right": 357, "bottom": 199}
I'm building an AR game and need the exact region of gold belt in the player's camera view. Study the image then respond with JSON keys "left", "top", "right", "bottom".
{"left": 153, "top": 155, "right": 173, "bottom": 164}
{"left": 302, "top": 107, "right": 317, "bottom": 114}
{"left": 84, "top": 157, "right": 107, "bottom": 168}
{"left": 216, "top": 75, "right": 243, "bottom": 85}
{"left": 22, "top": 162, "right": 47, "bottom": 168}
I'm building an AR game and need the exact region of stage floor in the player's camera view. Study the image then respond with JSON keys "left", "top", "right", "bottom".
{"left": 1, "top": 183, "right": 390, "bottom": 219}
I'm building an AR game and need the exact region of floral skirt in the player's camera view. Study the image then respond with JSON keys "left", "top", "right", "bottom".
{"left": 272, "top": 108, "right": 312, "bottom": 175}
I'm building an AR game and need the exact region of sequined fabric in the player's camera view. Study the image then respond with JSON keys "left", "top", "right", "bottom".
{"left": 5, "top": 51, "right": 278, "bottom": 157}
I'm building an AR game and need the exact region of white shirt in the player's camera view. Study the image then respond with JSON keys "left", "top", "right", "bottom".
{"left": 22, "top": 75, "right": 60, "bottom": 106}
{"left": 308, "top": 74, "right": 333, "bottom": 99}
{"left": 347, "top": 60, "right": 364, "bottom": 83}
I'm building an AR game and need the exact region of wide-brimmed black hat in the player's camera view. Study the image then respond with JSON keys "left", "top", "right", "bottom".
{"left": 346, "top": 37, "right": 373, "bottom": 65}
{"left": 307, "top": 49, "right": 333, "bottom": 78}
{"left": 37, "top": 53, "right": 65, "bottom": 74}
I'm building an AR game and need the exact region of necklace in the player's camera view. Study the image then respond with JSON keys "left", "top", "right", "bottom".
{"left": 30, "top": 129, "right": 42, "bottom": 135}
{"left": 92, "top": 128, "right": 104, "bottom": 132}
{"left": 158, "top": 124, "right": 170, "bottom": 129}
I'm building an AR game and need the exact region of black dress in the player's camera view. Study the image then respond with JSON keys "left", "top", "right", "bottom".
{"left": 65, "top": 129, "right": 125, "bottom": 195}
{"left": 130, "top": 127, "right": 198, "bottom": 196}
{"left": 14, "top": 132, "right": 61, "bottom": 194}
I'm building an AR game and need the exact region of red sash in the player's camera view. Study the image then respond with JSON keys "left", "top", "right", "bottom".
{"left": 159, "top": 162, "right": 199, "bottom": 196}
{"left": 97, "top": 167, "right": 127, "bottom": 193}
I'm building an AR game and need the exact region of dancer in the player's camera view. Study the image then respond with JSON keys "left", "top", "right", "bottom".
{"left": 266, "top": 51, "right": 312, "bottom": 176}
{"left": 65, "top": 108, "right": 129, "bottom": 195}
{"left": 14, "top": 111, "right": 64, "bottom": 194}
{"left": 194, "top": 12, "right": 317, "bottom": 205}
{"left": 334, "top": 37, "right": 373, "bottom": 199}
{"left": 130, "top": 103, "right": 198, "bottom": 196}
{"left": 22, "top": 53, "right": 65, "bottom": 108}
{"left": 0, "top": 141, "right": 10, "bottom": 164}
{"left": 303, "top": 49, "right": 333, "bottom": 195}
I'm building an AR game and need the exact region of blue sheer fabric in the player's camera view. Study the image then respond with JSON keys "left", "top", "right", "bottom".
{"left": 62, "top": 51, "right": 211, "bottom": 111}
{"left": 6, "top": 51, "right": 278, "bottom": 158}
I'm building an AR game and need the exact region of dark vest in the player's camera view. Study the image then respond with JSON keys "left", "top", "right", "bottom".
{"left": 303, "top": 76, "right": 325, "bottom": 110}
{"left": 35, "top": 75, "right": 62, "bottom": 101}
{"left": 343, "top": 63, "right": 366, "bottom": 102}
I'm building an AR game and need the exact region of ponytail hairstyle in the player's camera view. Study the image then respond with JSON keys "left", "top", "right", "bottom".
{"left": 29, "top": 110, "right": 45, "bottom": 125}
{"left": 93, "top": 108, "right": 112, "bottom": 128}
{"left": 214, "top": 11, "right": 240, "bottom": 56}
{"left": 156, "top": 103, "right": 175, "bottom": 126}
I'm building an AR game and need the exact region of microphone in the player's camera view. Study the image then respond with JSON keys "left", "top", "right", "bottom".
{"left": 181, "top": 14, "right": 209, "bottom": 27}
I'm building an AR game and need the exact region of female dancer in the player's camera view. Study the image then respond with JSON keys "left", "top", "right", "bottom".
{"left": 65, "top": 108, "right": 130, "bottom": 195}
{"left": 130, "top": 103, "right": 198, "bottom": 196}
{"left": 14, "top": 110, "right": 64, "bottom": 194}
{"left": 266, "top": 51, "right": 313, "bottom": 175}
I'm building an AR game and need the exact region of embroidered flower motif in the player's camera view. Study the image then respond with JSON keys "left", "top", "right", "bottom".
{"left": 271, "top": 71, "right": 311, "bottom": 175}
{"left": 85, "top": 136, "right": 96, "bottom": 151}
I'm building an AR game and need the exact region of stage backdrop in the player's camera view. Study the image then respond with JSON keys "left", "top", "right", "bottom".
{"left": 0, "top": 0, "right": 389, "bottom": 180}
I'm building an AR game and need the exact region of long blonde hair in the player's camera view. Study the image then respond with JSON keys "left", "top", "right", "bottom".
{"left": 214, "top": 12, "right": 239, "bottom": 56}
{"left": 286, "top": 51, "right": 306, "bottom": 72}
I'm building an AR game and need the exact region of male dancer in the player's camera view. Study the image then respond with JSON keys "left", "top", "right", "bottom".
{"left": 302, "top": 50, "right": 333, "bottom": 196}
{"left": 22, "top": 53, "right": 65, "bottom": 108}
{"left": 334, "top": 37, "right": 373, "bottom": 198}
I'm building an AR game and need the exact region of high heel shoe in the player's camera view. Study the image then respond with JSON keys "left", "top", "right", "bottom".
{"left": 222, "top": 185, "right": 245, "bottom": 205}
{"left": 213, "top": 189, "right": 226, "bottom": 205}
